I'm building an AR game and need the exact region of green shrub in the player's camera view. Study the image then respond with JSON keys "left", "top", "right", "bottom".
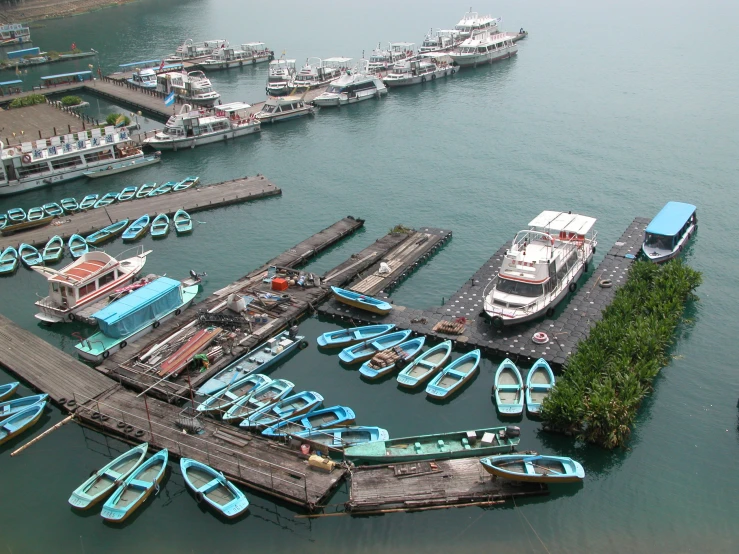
{"left": 9, "top": 94, "right": 46, "bottom": 108}
{"left": 105, "top": 113, "right": 131, "bottom": 127}
{"left": 60, "top": 95, "right": 83, "bottom": 106}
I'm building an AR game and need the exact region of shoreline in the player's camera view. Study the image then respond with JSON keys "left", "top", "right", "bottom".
{"left": 2, "top": 0, "right": 144, "bottom": 24}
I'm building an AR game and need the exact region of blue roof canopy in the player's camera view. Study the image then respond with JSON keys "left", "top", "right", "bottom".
{"left": 7, "top": 47, "right": 40, "bottom": 59}
{"left": 0, "top": 80, "right": 23, "bottom": 86}
{"left": 119, "top": 59, "right": 161, "bottom": 68}
{"left": 645, "top": 202, "right": 697, "bottom": 237}
{"left": 41, "top": 71, "right": 92, "bottom": 80}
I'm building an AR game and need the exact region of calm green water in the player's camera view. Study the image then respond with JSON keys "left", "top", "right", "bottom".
{"left": 2, "top": 0, "right": 738, "bottom": 552}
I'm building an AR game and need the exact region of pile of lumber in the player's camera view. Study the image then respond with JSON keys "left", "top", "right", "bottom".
{"left": 368, "top": 345, "right": 405, "bottom": 369}
{"left": 432, "top": 318, "right": 467, "bottom": 335}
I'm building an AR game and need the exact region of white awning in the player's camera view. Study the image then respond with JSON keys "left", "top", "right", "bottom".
{"left": 528, "top": 211, "right": 597, "bottom": 234}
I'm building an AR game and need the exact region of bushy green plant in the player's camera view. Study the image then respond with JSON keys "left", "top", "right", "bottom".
{"left": 9, "top": 93, "right": 46, "bottom": 108}
{"left": 60, "top": 95, "right": 82, "bottom": 106}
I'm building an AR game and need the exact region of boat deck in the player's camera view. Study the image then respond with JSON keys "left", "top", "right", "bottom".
{"left": 0, "top": 175, "right": 281, "bottom": 250}
{"left": 348, "top": 457, "right": 547, "bottom": 514}
{"left": 319, "top": 217, "right": 650, "bottom": 369}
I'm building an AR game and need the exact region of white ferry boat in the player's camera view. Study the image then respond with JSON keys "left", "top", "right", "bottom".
{"left": 143, "top": 103, "right": 260, "bottom": 150}
{"left": 367, "top": 43, "right": 415, "bottom": 73}
{"left": 482, "top": 211, "right": 598, "bottom": 327}
{"left": 254, "top": 96, "right": 315, "bottom": 124}
{"left": 266, "top": 57, "right": 297, "bottom": 95}
{"left": 383, "top": 57, "right": 456, "bottom": 87}
{"left": 448, "top": 30, "right": 517, "bottom": 68}
{"left": 200, "top": 42, "right": 274, "bottom": 70}
{"left": 0, "top": 24, "right": 31, "bottom": 45}
{"left": 165, "top": 39, "right": 229, "bottom": 62}
{"left": 313, "top": 60, "right": 387, "bottom": 106}
{"left": 0, "top": 129, "right": 142, "bottom": 197}
{"left": 32, "top": 247, "right": 151, "bottom": 324}
{"left": 127, "top": 67, "right": 157, "bottom": 89}
{"left": 288, "top": 57, "right": 350, "bottom": 90}
{"left": 157, "top": 70, "right": 220, "bottom": 107}
{"left": 418, "top": 29, "right": 462, "bottom": 53}
{"left": 454, "top": 11, "right": 501, "bottom": 39}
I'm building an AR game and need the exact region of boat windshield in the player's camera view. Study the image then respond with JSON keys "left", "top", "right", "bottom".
{"left": 496, "top": 278, "right": 543, "bottom": 298}
{"left": 326, "top": 85, "right": 343, "bottom": 93}
{"left": 644, "top": 233, "right": 673, "bottom": 249}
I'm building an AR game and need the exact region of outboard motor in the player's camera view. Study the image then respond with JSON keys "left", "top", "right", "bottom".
{"left": 288, "top": 325, "right": 299, "bottom": 340}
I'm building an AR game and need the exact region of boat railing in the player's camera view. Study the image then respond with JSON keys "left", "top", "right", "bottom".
{"left": 113, "top": 244, "right": 148, "bottom": 262}
{"left": 483, "top": 275, "right": 541, "bottom": 318}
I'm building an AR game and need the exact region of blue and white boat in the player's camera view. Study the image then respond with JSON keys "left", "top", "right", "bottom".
{"left": 240, "top": 390, "right": 324, "bottom": 429}
{"left": 262, "top": 406, "right": 356, "bottom": 437}
{"left": 118, "top": 186, "right": 138, "bottom": 201}
{"left": 525, "top": 359, "right": 555, "bottom": 415}
{"left": 425, "top": 349, "right": 481, "bottom": 399}
{"left": 7, "top": 207, "right": 26, "bottom": 222}
{"left": 101, "top": 449, "right": 168, "bottom": 522}
{"left": 149, "top": 181, "right": 177, "bottom": 196}
{"left": 93, "top": 191, "right": 119, "bottom": 208}
{"left": 69, "top": 443, "right": 149, "bottom": 509}
{"left": 359, "top": 336, "right": 425, "bottom": 380}
{"left": 61, "top": 197, "right": 79, "bottom": 212}
{"left": 0, "top": 393, "right": 48, "bottom": 420}
{"left": 222, "top": 379, "right": 295, "bottom": 422}
{"left": 41, "top": 235, "right": 64, "bottom": 264}
{"left": 75, "top": 277, "right": 199, "bottom": 363}
{"left": 0, "top": 214, "right": 6, "bottom": 230}
{"left": 397, "top": 340, "right": 452, "bottom": 388}
{"left": 196, "top": 374, "right": 272, "bottom": 414}
{"left": 317, "top": 324, "right": 395, "bottom": 348}
{"left": 150, "top": 214, "right": 170, "bottom": 238}
{"left": 42, "top": 202, "right": 64, "bottom": 217}
{"left": 173, "top": 176, "right": 199, "bottom": 192}
{"left": 295, "top": 426, "right": 389, "bottom": 450}
{"left": 122, "top": 214, "right": 150, "bottom": 242}
{"left": 0, "top": 400, "right": 47, "bottom": 445}
{"left": 480, "top": 454, "right": 585, "bottom": 483}
{"left": 18, "top": 243, "right": 42, "bottom": 267}
{"left": 85, "top": 219, "right": 129, "bottom": 246}
{"left": 331, "top": 286, "right": 393, "bottom": 315}
{"left": 338, "top": 329, "right": 412, "bottom": 364}
{"left": 78, "top": 194, "right": 98, "bottom": 211}
{"left": 27, "top": 207, "right": 44, "bottom": 221}
{"left": 493, "top": 358, "right": 524, "bottom": 415}
{"left": 642, "top": 201, "right": 697, "bottom": 263}
{"left": 197, "top": 329, "right": 306, "bottom": 396}
{"left": 0, "top": 381, "right": 19, "bottom": 402}
{"left": 180, "top": 458, "right": 249, "bottom": 518}
{"left": 173, "top": 210, "right": 193, "bottom": 235}
{"left": 136, "top": 183, "right": 156, "bottom": 198}
{"left": 0, "top": 247, "right": 19, "bottom": 275}
{"left": 68, "top": 234, "right": 88, "bottom": 258}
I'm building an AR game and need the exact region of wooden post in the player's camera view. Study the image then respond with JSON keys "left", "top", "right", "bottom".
{"left": 11, "top": 415, "right": 74, "bottom": 456}
{"left": 143, "top": 394, "right": 154, "bottom": 439}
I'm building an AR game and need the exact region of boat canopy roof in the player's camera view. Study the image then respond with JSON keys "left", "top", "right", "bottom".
{"left": 7, "top": 47, "right": 41, "bottom": 59}
{"left": 94, "top": 277, "right": 182, "bottom": 338}
{"left": 219, "top": 101, "right": 252, "bottom": 112}
{"left": 323, "top": 57, "right": 352, "bottom": 64}
{"left": 119, "top": 59, "right": 160, "bottom": 68}
{"left": 0, "top": 79, "right": 23, "bottom": 86}
{"left": 390, "top": 42, "right": 415, "bottom": 48}
{"left": 41, "top": 70, "right": 92, "bottom": 80}
{"left": 528, "top": 211, "right": 597, "bottom": 235}
{"left": 270, "top": 58, "right": 295, "bottom": 65}
{"left": 420, "top": 52, "right": 453, "bottom": 62}
{"left": 645, "top": 202, "right": 696, "bottom": 237}
{"left": 266, "top": 95, "right": 304, "bottom": 104}
{"left": 47, "top": 251, "right": 117, "bottom": 285}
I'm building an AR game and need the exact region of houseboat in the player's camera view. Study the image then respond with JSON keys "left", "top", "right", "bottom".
{"left": 127, "top": 68, "right": 157, "bottom": 89}
{"left": 418, "top": 29, "right": 462, "bottom": 53}
{"left": 32, "top": 247, "right": 151, "bottom": 324}
{"left": 313, "top": 60, "right": 387, "bottom": 106}
{"left": 0, "top": 129, "right": 143, "bottom": 197}
{"left": 454, "top": 11, "right": 500, "bottom": 38}
{"left": 448, "top": 30, "right": 517, "bottom": 68}
{"left": 483, "top": 211, "right": 597, "bottom": 327}
{"left": 254, "top": 96, "right": 315, "bottom": 124}
{"left": 143, "top": 103, "right": 260, "bottom": 150}
{"left": 383, "top": 57, "right": 456, "bottom": 87}
{"left": 200, "top": 42, "right": 273, "bottom": 70}
{"left": 0, "top": 24, "right": 31, "bottom": 45}
{"left": 288, "top": 57, "right": 350, "bottom": 90}
{"left": 642, "top": 202, "right": 697, "bottom": 263}
{"left": 157, "top": 70, "right": 220, "bottom": 107}
{"left": 266, "top": 57, "right": 297, "bottom": 95}
{"left": 367, "top": 43, "right": 415, "bottom": 73}
{"left": 164, "top": 39, "right": 229, "bottom": 62}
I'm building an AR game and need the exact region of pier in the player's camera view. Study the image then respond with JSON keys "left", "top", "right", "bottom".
{"left": 0, "top": 176, "right": 281, "bottom": 250}
{"left": 319, "top": 217, "right": 650, "bottom": 369}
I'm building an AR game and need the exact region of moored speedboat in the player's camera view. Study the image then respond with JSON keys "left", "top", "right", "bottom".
{"left": 313, "top": 60, "right": 387, "bottom": 107}
{"left": 127, "top": 67, "right": 157, "bottom": 88}
{"left": 454, "top": 10, "right": 501, "bottom": 39}
{"left": 165, "top": 38, "right": 229, "bottom": 62}
{"left": 367, "top": 42, "right": 415, "bottom": 73}
{"left": 642, "top": 202, "right": 697, "bottom": 263}
{"left": 480, "top": 454, "right": 585, "bottom": 483}
{"left": 200, "top": 42, "right": 273, "bottom": 70}
{"left": 418, "top": 29, "right": 462, "bottom": 53}
{"left": 448, "top": 30, "right": 517, "bottom": 68}
{"left": 157, "top": 70, "right": 220, "bottom": 107}
{"left": 254, "top": 95, "right": 315, "bottom": 124}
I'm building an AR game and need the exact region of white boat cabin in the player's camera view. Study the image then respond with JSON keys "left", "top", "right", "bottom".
{"left": 157, "top": 102, "right": 253, "bottom": 139}
{"left": 454, "top": 11, "right": 500, "bottom": 37}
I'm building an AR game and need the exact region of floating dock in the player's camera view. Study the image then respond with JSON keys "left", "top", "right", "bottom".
{"left": 319, "top": 217, "right": 649, "bottom": 369}
{"left": 0, "top": 175, "right": 281, "bottom": 250}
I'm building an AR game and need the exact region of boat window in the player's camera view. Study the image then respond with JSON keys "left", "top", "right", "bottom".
{"left": 79, "top": 282, "right": 96, "bottom": 298}
{"left": 496, "top": 278, "right": 543, "bottom": 298}
{"left": 326, "top": 85, "right": 343, "bottom": 93}
{"left": 645, "top": 233, "right": 673, "bottom": 249}
{"left": 50, "top": 157, "right": 82, "bottom": 170}
{"left": 16, "top": 161, "right": 50, "bottom": 178}
{"left": 52, "top": 282, "right": 59, "bottom": 292}
{"left": 84, "top": 151, "right": 114, "bottom": 163}
{"left": 98, "top": 272, "right": 115, "bottom": 287}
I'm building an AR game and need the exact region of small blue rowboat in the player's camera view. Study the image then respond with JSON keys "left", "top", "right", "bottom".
{"left": 86, "top": 219, "right": 129, "bottom": 246}
{"left": 359, "top": 337, "right": 426, "bottom": 380}
{"left": 61, "top": 197, "right": 79, "bottom": 212}
{"left": 173, "top": 176, "right": 199, "bottom": 192}
{"left": 18, "top": 243, "right": 42, "bottom": 267}
{"left": 118, "top": 186, "right": 138, "bottom": 202}
{"left": 136, "top": 183, "right": 157, "bottom": 198}
{"left": 68, "top": 443, "right": 148, "bottom": 510}
{"left": 101, "top": 449, "right": 168, "bottom": 522}
{"left": 397, "top": 340, "right": 452, "bottom": 388}
{"left": 240, "top": 390, "right": 324, "bottom": 429}
{"left": 42, "top": 235, "right": 64, "bottom": 264}
{"left": 331, "top": 286, "right": 393, "bottom": 315}
{"left": 317, "top": 324, "right": 395, "bottom": 348}
{"left": 173, "top": 209, "right": 193, "bottom": 235}
{"left": 295, "top": 426, "right": 389, "bottom": 450}
{"left": 68, "top": 234, "right": 89, "bottom": 259}
{"left": 78, "top": 194, "right": 98, "bottom": 211}
{"left": 122, "top": 214, "right": 150, "bottom": 242}
{"left": 0, "top": 394, "right": 48, "bottom": 420}
{"left": 525, "top": 358, "right": 555, "bottom": 415}
{"left": 7, "top": 207, "right": 26, "bottom": 222}
{"left": 426, "top": 349, "right": 482, "bottom": 399}
{"left": 43, "top": 202, "right": 64, "bottom": 217}
{"left": 480, "top": 454, "right": 585, "bottom": 483}
{"left": 196, "top": 374, "right": 272, "bottom": 415}
{"left": 149, "top": 181, "right": 176, "bottom": 196}
{"left": 94, "top": 191, "right": 119, "bottom": 208}
{"left": 180, "top": 458, "right": 249, "bottom": 518}
{"left": 27, "top": 207, "right": 45, "bottom": 221}
{"left": 262, "top": 405, "right": 356, "bottom": 437}
{"left": 150, "top": 213, "right": 170, "bottom": 238}
{"left": 494, "top": 358, "right": 524, "bottom": 415}
{"left": 0, "top": 214, "right": 7, "bottom": 230}
{"left": 0, "top": 247, "right": 19, "bottom": 275}
{"left": 222, "top": 379, "right": 295, "bottom": 422}
{"left": 0, "top": 400, "right": 47, "bottom": 445}
{"left": 0, "top": 382, "right": 19, "bottom": 402}
{"left": 338, "top": 329, "right": 412, "bottom": 364}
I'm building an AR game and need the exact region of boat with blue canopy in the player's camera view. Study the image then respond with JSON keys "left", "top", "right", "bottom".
{"left": 262, "top": 406, "right": 356, "bottom": 437}
{"left": 338, "top": 329, "right": 412, "bottom": 364}
{"left": 196, "top": 374, "right": 272, "bottom": 414}
{"left": 480, "top": 454, "right": 585, "bottom": 483}
{"left": 331, "top": 286, "right": 393, "bottom": 315}
{"left": 296, "top": 426, "right": 388, "bottom": 451}
{"left": 0, "top": 247, "right": 19, "bottom": 274}
{"left": 525, "top": 358, "right": 555, "bottom": 415}
{"left": 122, "top": 214, "right": 150, "bottom": 242}
{"left": 642, "top": 201, "right": 697, "bottom": 263}
{"left": 86, "top": 219, "right": 129, "bottom": 246}
{"left": 0, "top": 381, "right": 19, "bottom": 402}
{"left": 67, "top": 234, "right": 88, "bottom": 258}
{"left": 359, "top": 336, "right": 425, "bottom": 380}
{"left": 0, "top": 400, "right": 46, "bottom": 445}
{"left": 41, "top": 235, "right": 64, "bottom": 264}
{"left": 397, "top": 340, "right": 452, "bottom": 388}
{"left": 93, "top": 191, "right": 119, "bottom": 209}
{"left": 494, "top": 358, "right": 524, "bottom": 415}
{"left": 0, "top": 394, "right": 48, "bottom": 420}
{"left": 78, "top": 194, "right": 98, "bottom": 211}
{"left": 240, "top": 390, "right": 324, "bottom": 429}
{"left": 19, "top": 243, "right": 42, "bottom": 267}
{"left": 317, "top": 323, "right": 395, "bottom": 348}
{"left": 69, "top": 443, "right": 148, "bottom": 509}
{"left": 180, "top": 458, "right": 249, "bottom": 518}
{"left": 222, "top": 379, "right": 295, "bottom": 422}
{"left": 101, "top": 448, "right": 168, "bottom": 522}
{"left": 425, "top": 349, "right": 481, "bottom": 399}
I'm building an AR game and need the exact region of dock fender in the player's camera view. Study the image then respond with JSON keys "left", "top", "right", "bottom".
{"left": 545, "top": 307, "right": 554, "bottom": 317}
{"left": 120, "top": 341, "right": 127, "bottom": 349}
{"left": 505, "top": 426, "right": 521, "bottom": 438}
{"left": 431, "top": 74, "right": 436, "bottom": 81}
{"left": 421, "top": 76, "right": 427, "bottom": 84}
{"left": 153, "top": 321, "right": 160, "bottom": 328}
{"left": 102, "top": 351, "right": 109, "bottom": 359}
{"left": 491, "top": 316, "right": 503, "bottom": 329}
{"left": 299, "top": 339, "right": 309, "bottom": 349}
{"left": 583, "top": 261, "right": 589, "bottom": 272}
{"left": 195, "top": 491, "right": 204, "bottom": 503}
{"left": 395, "top": 358, "right": 408, "bottom": 370}
{"left": 568, "top": 282, "right": 577, "bottom": 293}
{"left": 175, "top": 309, "right": 182, "bottom": 316}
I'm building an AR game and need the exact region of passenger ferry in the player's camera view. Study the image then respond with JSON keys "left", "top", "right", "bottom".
{"left": 0, "top": 129, "right": 142, "bottom": 197}
{"left": 266, "top": 57, "right": 297, "bottom": 95}
{"left": 448, "top": 30, "right": 517, "bottom": 68}
{"left": 642, "top": 202, "right": 697, "bottom": 263}
{"left": 200, "top": 42, "right": 274, "bottom": 70}
{"left": 127, "top": 68, "right": 157, "bottom": 88}
{"left": 0, "top": 24, "right": 31, "bottom": 45}
{"left": 418, "top": 29, "right": 462, "bottom": 53}
{"left": 367, "top": 43, "right": 416, "bottom": 73}
{"left": 483, "top": 211, "right": 598, "bottom": 327}
{"left": 288, "top": 57, "right": 350, "bottom": 90}
{"left": 157, "top": 70, "right": 220, "bottom": 107}
{"left": 454, "top": 11, "right": 501, "bottom": 39}
{"left": 32, "top": 247, "right": 151, "bottom": 324}
{"left": 383, "top": 57, "right": 456, "bottom": 87}
{"left": 164, "top": 39, "right": 229, "bottom": 62}
{"left": 254, "top": 96, "right": 315, "bottom": 124}
{"left": 143, "top": 103, "right": 260, "bottom": 150}
{"left": 313, "top": 60, "right": 387, "bottom": 106}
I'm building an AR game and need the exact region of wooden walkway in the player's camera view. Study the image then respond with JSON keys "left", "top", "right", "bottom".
{"left": 348, "top": 457, "right": 547, "bottom": 513}
{"left": 0, "top": 176, "right": 281, "bottom": 250}
{"left": 319, "top": 218, "right": 649, "bottom": 370}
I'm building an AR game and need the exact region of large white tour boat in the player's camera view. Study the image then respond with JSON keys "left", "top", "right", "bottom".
{"left": 254, "top": 96, "right": 315, "bottom": 124}
{"left": 418, "top": 29, "right": 462, "bottom": 53}
{"left": 288, "top": 57, "right": 350, "bottom": 90}
{"left": 164, "top": 39, "right": 229, "bottom": 62}
{"left": 313, "top": 60, "right": 387, "bottom": 106}
{"left": 143, "top": 103, "right": 260, "bottom": 150}
{"left": 0, "top": 24, "right": 31, "bottom": 45}
{"left": 482, "top": 211, "right": 598, "bottom": 327}
{"left": 127, "top": 67, "right": 157, "bottom": 89}
{"left": 367, "top": 43, "right": 415, "bottom": 73}
{"left": 448, "top": 30, "right": 517, "bottom": 68}
{"left": 383, "top": 57, "right": 456, "bottom": 87}
{"left": 157, "top": 70, "right": 220, "bottom": 107}
{"left": 0, "top": 129, "right": 142, "bottom": 197}
{"left": 200, "top": 42, "right": 274, "bottom": 70}
{"left": 266, "top": 57, "right": 297, "bottom": 95}
{"left": 454, "top": 11, "right": 501, "bottom": 38}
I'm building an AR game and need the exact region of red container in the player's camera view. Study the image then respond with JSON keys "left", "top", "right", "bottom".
{"left": 271, "top": 278, "right": 289, "bottom": 291}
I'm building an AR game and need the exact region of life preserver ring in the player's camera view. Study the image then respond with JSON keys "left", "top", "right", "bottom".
{"left": 22, "top": 154, "right": 31, "bottom": 164}
{"left": 298, "top": 340, "right": 309, "bottom": 349}
{"left": 568, "top": 282, "right": 577, "bottom": 293}
{"left": 532, "top": 332, "right": 549, "bottom": 344}
{"left": 599, "top": 279, "right": 613, "bottom": 288}
{"left": 134, "top": 429, "right": 145, "bottom": 437}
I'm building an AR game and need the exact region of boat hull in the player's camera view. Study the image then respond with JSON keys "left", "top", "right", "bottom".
{"left": 180, "top": 458, "right": 249, "bottom": 518}
{"left": 317, "top": 324, "right": 395, "bottom": 348}
{"left": 449, "top": 45, "right": 517, "bottom": 68}
{"left": 255, "top": 108, "right": 315, "bottom": 124}
{"left": 84, "top": 155, "right": 161, "bottom": 178}
{"left": 383, "top": 66, "right": 456, "bottom": 87}
{"left": 480, "top": 454, "right": 585, "bottom": 483}
{"left": 144, "top": 124, "right": 260, "bottom": 150}
{"left": 313, "top": 86, "right": 387, "bottom": 107}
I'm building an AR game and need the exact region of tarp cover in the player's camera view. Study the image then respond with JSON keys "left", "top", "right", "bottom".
{"left": 94, "top": 277, "right": 182, "bottom": 338}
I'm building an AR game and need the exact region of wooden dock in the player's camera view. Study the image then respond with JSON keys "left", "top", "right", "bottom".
{"left": 348, "top": 457, "right": 548, "bottom": 514}
{"left": 319, "top": 217, "right": 649, "bottom": 370}
{"left": 0, "top": 175, "right": 281, "bottom": 250}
